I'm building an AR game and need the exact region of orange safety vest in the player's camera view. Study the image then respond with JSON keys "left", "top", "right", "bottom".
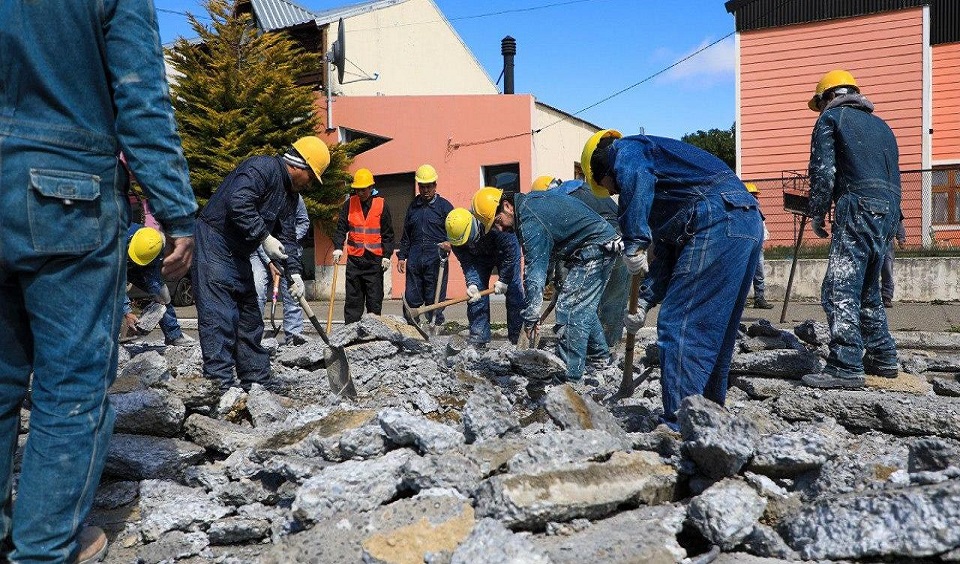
{"left": 346, "top": 196, "right": 384, "bottom": 257}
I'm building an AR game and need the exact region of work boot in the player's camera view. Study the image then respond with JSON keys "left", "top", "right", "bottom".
{"left": 863, "top": 356, "right": 899, "bottom": 378}
{"left": 164, "top": 334, "right": 196, "bottom": 346}
{"left": 75, "top": 526, "right": 108, "bottom": 564}
{"left": 284, "top": 333, "right": 308, "bottom": 346}
{"left": 883, "top": 297, "right": 893, "bottom": 308}
{"left": 801, "top": 372, "right": 865, "bottom": 389}
{"left": 753, "top": 296, "right": 774, "bottom": 309}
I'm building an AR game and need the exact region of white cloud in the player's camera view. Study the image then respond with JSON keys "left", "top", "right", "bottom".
{"left": 655, "top": 36, "right": 735, "bottom": 87}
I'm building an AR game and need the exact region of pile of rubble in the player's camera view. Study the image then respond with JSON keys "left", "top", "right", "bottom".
{"left": 19, "top": 315, "right": 960, "bottom": 563}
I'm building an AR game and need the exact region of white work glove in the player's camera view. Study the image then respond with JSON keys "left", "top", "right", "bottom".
{"left": 381, "top": 258, "right": 391, "bottom": 272}
{"left": 494, "top": 280, "right": 508, "bottom": 295}
{"left": 155, "top": 285, "right": 171, "bottom": 305}
{"left": 812, "top": 216, "right": 829, "bottom": 238}
{"left": 602, "top": 236, "right": 624, "bottom": 254}
{"left": 467, "top": 284, "right": 482, "bottom": 303}
{"left": 262, "top": 235, "right": 288, "bottom": 261}
{"left": 623, "top": 252, "right": 649, "bottom": 276}
{"left": 624, "top": 310, "right": 647, "bottom": 334}
{"left": 332, "top": 249, "right": 343, "bottom": 263}
{"left": 289, "top": 274, "right": 305, "bottom": 300}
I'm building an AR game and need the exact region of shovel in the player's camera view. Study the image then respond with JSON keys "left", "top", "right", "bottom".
{"left": 517, "top": 286, "right": 558, "bottom": 350}
{"left": 269, "top": 269, "right": 281, "bottom": 337}
{"left": 614, "top": 274, "right": 643, "bottom": 400}
{"left": 275, "top": 263, "right": 356, "bottom": 398}
{"left": 430, "top": 250, "right": 449, "bottom": 334}
{"left": 326, "top": 260, "right": 339, "bottom": 334}
{"left": 404, "top": 287, "right": 496, "bottom": 340}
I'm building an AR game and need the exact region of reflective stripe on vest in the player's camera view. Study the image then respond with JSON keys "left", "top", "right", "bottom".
{"left": 346, "top": 196, "right": 384, "bottom": 256}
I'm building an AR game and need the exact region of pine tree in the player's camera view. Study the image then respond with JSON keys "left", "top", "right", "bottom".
{"left": 165, "top": 0, "right": 358, "bottom": 233}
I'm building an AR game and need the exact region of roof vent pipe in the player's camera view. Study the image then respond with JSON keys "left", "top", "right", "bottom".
{"left": 501, "top": 36, "right": 516, "bottom": 94}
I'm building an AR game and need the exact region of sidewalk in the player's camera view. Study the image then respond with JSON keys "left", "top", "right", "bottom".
{"left": 172, "top": 296, "right": 960, "bottom": 334}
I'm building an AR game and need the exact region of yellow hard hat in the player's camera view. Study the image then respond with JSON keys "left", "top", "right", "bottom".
{"left": 531, "top": 175, "right": 560, "bottom": 192}
{"left": 129, "top": 227, "right": 164, "bottom": 266}
{"left": 745, "top": 182, "right": 759, "bottom": 194}
{"left": 446, "top": 208, "right": 480, "bottom": 246}
{"left": 471, "top": 186, "right": 503, "bottom": 233}
{"left": 581, "top": 129, "right": 622, "bottom": 198}
{"left": 809, "top": 69, "right": 859, "bottom": 112}
{"left": 351, "top": 168, "right": 375, "bottom": 189}
{"left": 415, "top": 164, "right": 438, "bottom": 184}
{"left": 291, "top": 136, "right": 331, "bottom": 182}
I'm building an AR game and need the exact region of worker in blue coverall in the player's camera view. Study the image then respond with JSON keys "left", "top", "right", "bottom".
{"left": 445, "top": 208, "right": 525, "bottom": 345}
{"left": 193, "top": 137, "right": 329, "bottom": 391}
{"left": 802, "top": 70, "right": 902, "bottom": 388}
{"left": 398, "top": 164, "right": 454, "bottom": 330}
{"left": 472, "top": 187, "right": 622, "bottom": 383}
{"left": 123, "top": 225, "right": 194, "bottom": 346}
{"left": 332, "top": 169, "right": 395, "bottom": 323}
{"left": 251, "top": 195, "right": 310, "bottom": 345}
{"left": 582, "top": 130, "right": 763, "bottom": 429}
{"left": 533, "top": 176, "right": 631, "bottom": 352}
{"left": 0, "top": 1, "right": 197, "bottom": 560}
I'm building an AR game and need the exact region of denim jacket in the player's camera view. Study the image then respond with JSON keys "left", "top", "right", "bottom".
{"left": 808, "top": 95, "right": 901, "bottom": 221}
{"left": 199, "top": 156, "right": 302, "bottom": 274}
{"left": 514, "top": 191, "right": 616, "bottom": 322}
{"left": 609, "top": 135, "right": 742, "bottom": 255}
{"left": 0, "top": 0, "right": 196, "bottom": 237}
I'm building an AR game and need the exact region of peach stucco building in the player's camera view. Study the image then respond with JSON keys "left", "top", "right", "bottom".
{"left": 726, "top": 0, "right": 960, "bottom": 248}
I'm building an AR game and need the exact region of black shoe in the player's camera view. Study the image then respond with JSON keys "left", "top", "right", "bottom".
{"left": 284, "top": 334, "right": 308, "bottom": 346}
{"left": 883, "top": 298, "right": 893, "bottom": 308}
{"left": 863, "top": 357, "right": 899, "bottom": 378}
{"left": 801, "top": 372, "right": 865, "bottom": 389}
{"left": 753, "top": 296, "right": 774, "bottom": 309}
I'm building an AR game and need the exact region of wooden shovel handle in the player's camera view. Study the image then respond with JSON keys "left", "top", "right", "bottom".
{"left": 411, "top": 287, "right": 496, "bottom": 317}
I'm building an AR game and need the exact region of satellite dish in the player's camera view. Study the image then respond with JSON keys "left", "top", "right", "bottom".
{"left": 329, "top": 18, "right": 346, "bottom": 84}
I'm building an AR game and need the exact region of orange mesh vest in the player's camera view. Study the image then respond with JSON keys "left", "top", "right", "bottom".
{"left": 346, "top": 196, "right": 384, "bottom": 257}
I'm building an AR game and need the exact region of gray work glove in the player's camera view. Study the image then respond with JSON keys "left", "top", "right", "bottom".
{"left": 155, "top": 285, "right": 171, "bottom": 305}
{"left": 262, "top": 235, "right": 288, "bottom": 261}
{"left": 623, "top": 251, "right": 649, "bottom": 277}
{"left": 602, "top": 236, "right": 624, "bottom": 254}
{"left": 289, "top": 274, "right": 305, "bottom": 300}
{"left": 494, "top": 280, "right": 508, "bottom": 294}
{"left": 466, "top": 284, "right": 482, "bottom": 303}
{"left": 381, "top": 258, "right": 391, "bottom": 272}
{"left": 812, "top": 216, "right": 829, "bottom": 238}
{"left": 624, "top": 310, "right": 647, "bottom": 334}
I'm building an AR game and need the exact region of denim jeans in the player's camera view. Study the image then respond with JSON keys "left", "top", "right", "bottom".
{"left": 125, "top": 267, "right": 184, "bottom": 342}
{"left": 193, "top": 221, "right": 271, "bottom": 388}
{"left": 821, "top": 192, "right": 899, "bottom": 377}
{"left": 752, "top": 252, "right": 766, "bottom": 299}
{"left": 0, "top": 141, "right": 127, "bottom": 563}
{"left": 597, "top": 256, "right": 630, "bottom": 348}
{"left": 554, "top": 250, "right": 615, "bottom": 381}
{"left": 250, "top": 255, "right": 303, "bottom": 339}
{"left": 464, "top": 253, "right": 525, "bottom": 345}
{"left": 654, "top": 194, "right": 762, "bottom": 427}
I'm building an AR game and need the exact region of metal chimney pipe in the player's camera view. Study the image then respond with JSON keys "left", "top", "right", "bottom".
{"left": 501, "top": 36, "right": 516, "bottom": 94}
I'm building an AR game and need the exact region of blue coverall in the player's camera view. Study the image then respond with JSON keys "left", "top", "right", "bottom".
{"left": 555, "top": 180, "right": 631, "bottom": 350}
{"left": 451, "top": 229, "right": 526, "bottom": 344}
{"left": 0, "top": 0, "right": 196, "bottom": 559}
{"left": 398, "top": 194, "right": 454, "bottom": 325}
{"left": 124, "top": 223, "right": 185, "bottom": 343}
{"left": 609, "top": 135, "right": 763, "bottom": 427}
{"left": 514, "top": 191, "right": 619, "bottom": 381}
{"left": 809, "top": 94, "right": 902, "bottom": 377}
{"left": 193, "top": 156, "right": 302, "bottom": 389}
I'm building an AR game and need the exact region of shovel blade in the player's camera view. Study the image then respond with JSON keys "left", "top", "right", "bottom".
{"left": 402, "top": 297, "right": 431, "bottom": 341}
{"left": 325, "top": 346, "right": 356, "bottom": 398}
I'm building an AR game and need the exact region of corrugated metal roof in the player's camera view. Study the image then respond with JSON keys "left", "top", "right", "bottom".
{"left": 249, "top": 0, "right": 318, "bottom": 31}
{"left": 310, "top": 0, "right": 409, "bottom": 26}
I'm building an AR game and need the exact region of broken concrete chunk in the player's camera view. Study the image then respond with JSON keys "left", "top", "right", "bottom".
{"left": 139, "top": 479, "right": 232, "bottom": 542}
{"left": 544, "top": 384, "right": 626, "bottom": 437}
{"left": 506, "top": 429, "right": 630, "bottom": 474}
{"left": 679, "top": 395, "right": 760, "bottom": 479}
{"left": 378, "top": 408, "right": 464, "bottom": 455}
{"left": 462, "top": 387, "right": 520, "bottom": 443}
{"left": 730, "top": 349, "right": 822, "bottom": 379}
{"left": 361, "top": 500, "right": 475, "bottom": 564}
{"left": 137, "top": 531, "right": 209, "bottom": 564}
{"left": 688, "top": 478, "right": 766, "bottom": 549}
{"left": 748, "top": 430, "right": 834, "bottom": 477}
{"left": 794, "top": 320, "right": 830, "bottom": 346}
{"left": 451, "top": 518, "right": 549, "bottom": 564}
{"left": 506, "top": 348, "right": 566, "bottom": 381}
{"left": 112, "top": 388, "right": 186, "bottom": 438}
{"left": 104, "top": 433, "right": 204, "bottom": 480}
{"left": 207, "top": 516, "right": 271, "bottom": 545}
{"left": 474, "top": 451, "right": 676, "bottom": 530}
{"left": 339, "top": 424, "right": 388, "bottom": 460}
{"left": 246, "top": 384, "right": 291, "bottom": 427}
{"left": 119, "top": 349, "right": 169, "bottom": 387}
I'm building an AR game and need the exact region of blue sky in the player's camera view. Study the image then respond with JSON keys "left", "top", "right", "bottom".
{"left": 155, "top": 0, "right": 737, "bottom": 139}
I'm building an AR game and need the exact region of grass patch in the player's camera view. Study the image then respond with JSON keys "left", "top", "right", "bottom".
{"left": 764, "top": 245, "right": 960, "bottom": 260}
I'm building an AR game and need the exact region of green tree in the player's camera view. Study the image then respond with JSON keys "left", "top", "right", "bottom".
{"left": 681, "top": 123, "right": 736, "bottom": 170}
{"left": 165, "top": 0, "right": 358, "bottom": 233}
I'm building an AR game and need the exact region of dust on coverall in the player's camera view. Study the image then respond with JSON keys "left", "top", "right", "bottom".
{"left": 194, "top": 156, "right": 302, "bottom": 389}
{"left": 398, "top": 194, "right": 454, "bottom": 325}
{"left": 809, "top": 93, "right": 902, "bottom": 377}
{"left": 514, "top": 191, "right": 618, "bottom": 381}
{"left": 555, "top": 180, "right": 631, "bottom": 350}
{"left": 332, "top": 195, "right": 395, "bottom": 323}
{"left": 610, "top": 135, "right": 763, "bottom": 427}
{"left": 124, "top": 223, "right": 185, "bottom": 342}
{"left": 451, "top": 229, "right": 525, "bottom": 344}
